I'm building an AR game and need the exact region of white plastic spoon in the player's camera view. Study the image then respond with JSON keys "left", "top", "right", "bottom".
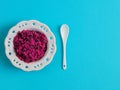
{"left": 60, "top": 24, "right": 69, "bottom": 70}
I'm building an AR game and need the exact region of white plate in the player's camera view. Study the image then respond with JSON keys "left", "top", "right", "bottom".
{"left": 4, "top": 20, "right": 56, "bottom": 71}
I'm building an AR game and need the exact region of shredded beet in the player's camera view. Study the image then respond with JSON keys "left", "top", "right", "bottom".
{"left": 13, "top": 30, "right": 48, "bottom": 63}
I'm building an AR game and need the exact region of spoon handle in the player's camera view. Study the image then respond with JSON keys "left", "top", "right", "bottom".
{"left": 63, "top": 43, "right": 67, "bottom": 70}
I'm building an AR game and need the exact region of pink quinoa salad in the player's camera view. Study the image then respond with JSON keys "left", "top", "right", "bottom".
{"left": 13, "top": 30, "right": 48, "bottom": 63}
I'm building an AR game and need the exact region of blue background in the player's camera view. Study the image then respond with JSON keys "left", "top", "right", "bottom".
{"left": 0, "top": 0, "right": 120, "bottom": 90}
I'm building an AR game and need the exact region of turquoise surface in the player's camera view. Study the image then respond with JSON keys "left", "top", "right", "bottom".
{"left": 0, "top": 0, "right": 120, "bottom": 90}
